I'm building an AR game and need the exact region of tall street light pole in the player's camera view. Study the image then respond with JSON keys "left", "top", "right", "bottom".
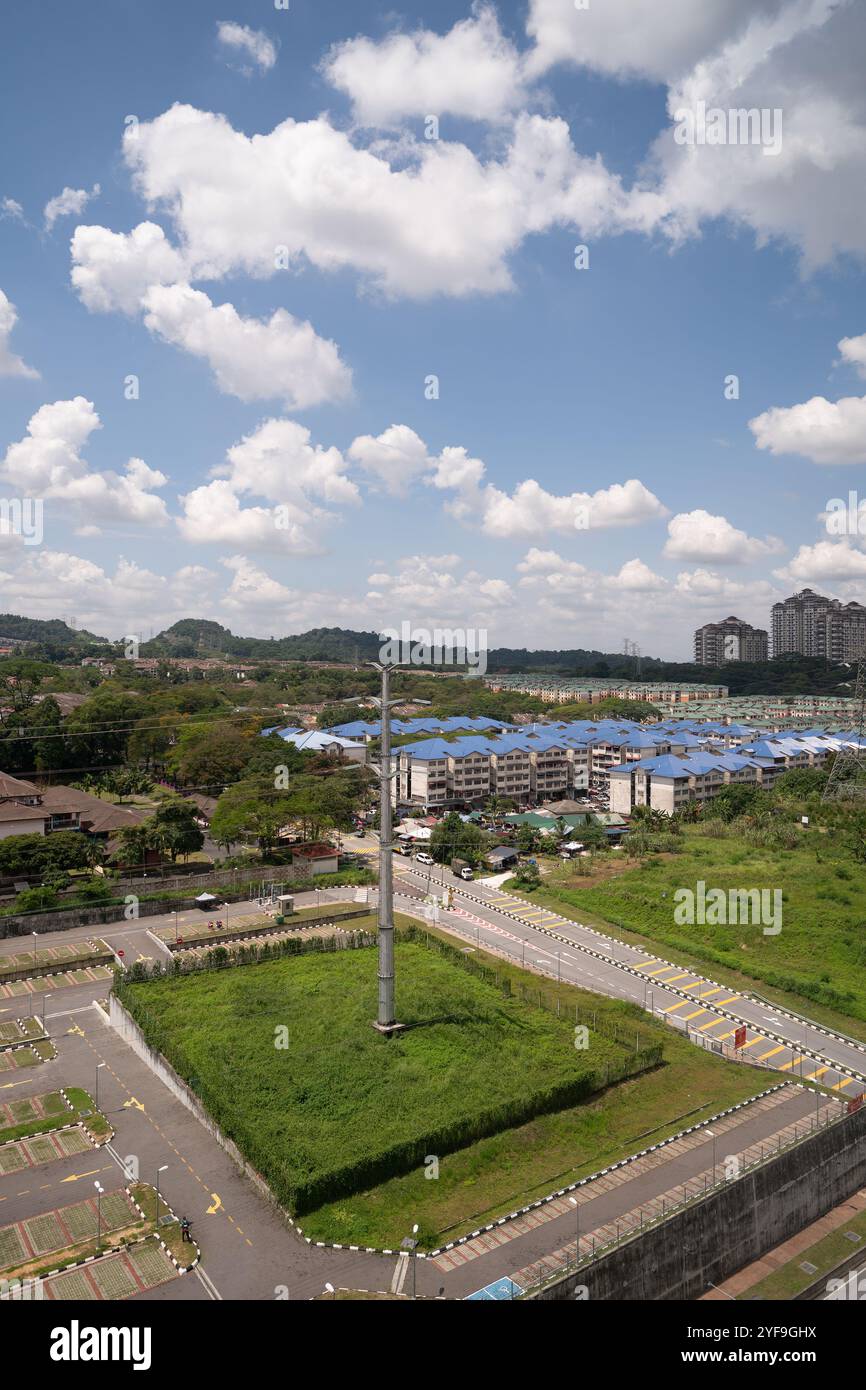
{"left": 370, "top": 660, "right": 402, "bottom": 1034}
{"left": 94, "top": 1180, "right": 104, "bottom": 1251}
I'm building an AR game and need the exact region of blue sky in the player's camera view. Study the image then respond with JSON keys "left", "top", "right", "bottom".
{"left": 1, "top": 0, "right": 865, "bottom": 656}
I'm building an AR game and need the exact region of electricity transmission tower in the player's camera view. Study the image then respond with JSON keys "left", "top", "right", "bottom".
{"left": 622, "top": 638, "right": 642, "bottom": 679}
{"left": 822, "top": 651, "right": 866, "bottom": 801}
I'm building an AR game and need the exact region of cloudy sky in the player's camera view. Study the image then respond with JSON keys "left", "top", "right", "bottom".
{"left": 1, "top": 0, "right": 865, "bottom": 656}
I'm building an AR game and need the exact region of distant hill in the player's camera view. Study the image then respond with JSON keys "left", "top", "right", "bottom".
{"left": 140, "top": 621, "right": 382, "bottom": 662}
{"left": 0, "top": 614, "right": 105, "bottom": 650}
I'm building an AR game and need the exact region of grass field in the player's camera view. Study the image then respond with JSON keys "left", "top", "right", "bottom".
{"left": 517, "top": 828, "right": 866, "bottom": 1037}
{"left": 298, "top": 929, "right": 772, "bottom": 1247}
{"left": 120, "top": 933, "right": 646, "bottom": 1215}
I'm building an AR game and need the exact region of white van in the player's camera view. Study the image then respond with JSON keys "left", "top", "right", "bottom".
{"left": 415, "top": 852, "right": 434, "bottom": 865}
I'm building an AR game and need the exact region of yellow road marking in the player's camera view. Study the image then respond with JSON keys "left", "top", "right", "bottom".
{"left": 693, "top": 986, "right": 725, "bottom": 999}
{"left": 831, "top": 1077, "right": 853, "bottom": 1091}
{"left": 662, "top": 973, "right": 694, "bottom": 985}
{"left": 805, "top": 1066, "right": 828, "bottom": 1082}
{"left": 206, "top": 1193, "right": 223, "bottom": 1215}
{"left": 697, "top": 1017, "right": 728, "bottom": 1032}
{"left": 718, "top": 1030, "right": 737, "bottom": 1041}
{"left": 756, "top": 1045, "right": 786, "bottom": 1061}
{"left": 740, "top": 1037, "right": 763, "bottom": 1050}
{"left": 60, "top": 1168, "right": 101, "bottom": 1183}
{"left": 637, "top": 963, "right": 670, "bottom": 976}
{"left": 682, "top": 1009, "right": 709, "bottom": 1022}
{"left": 779, "top": 1056, "right": 806, "bottom": 1071}
{"left": 663, "top": 1000, "right": 690, "bottom": 1014}
{"left": 714, "top": 996, "right": 740, "bottom": 1007}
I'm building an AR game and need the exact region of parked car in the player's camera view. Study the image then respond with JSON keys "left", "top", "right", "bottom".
{"left": 415, "top": 852, "right": 434, "bottom": 865}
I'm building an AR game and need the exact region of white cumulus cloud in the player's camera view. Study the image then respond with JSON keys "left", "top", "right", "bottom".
{"left": 0, "top": 290, "right": 39, "bottom": 379}
{"left": 323, "top": 5, "right": 528, "bottom": 125}
{"left": 216, "top": 21, "right": 277, "bottom": 73}
{"left": 43, "top": 183, "right": 100, "bottom": 231}
{"left": 664, "top": 509, "right": 784, "bottom": 564}
{"left": 141, "top": 283, "right": 351, "bottom": 410}
{"left": 1, "top": 397, "right": 168, "bottom": 525}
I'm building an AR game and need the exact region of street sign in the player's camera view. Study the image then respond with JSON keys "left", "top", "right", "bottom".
{"left": 734, "top": 1025, "right": 747, "bottom": 1049}
{"left": 117, "top": 950, "right": 125, "bottom": 959}
{"left": 847, "top": 1093, "right": 864, "bottom": 1115}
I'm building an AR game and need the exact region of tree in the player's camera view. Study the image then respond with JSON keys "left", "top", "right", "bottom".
{"left": 210, "top": 779, "right": 295, "bottom": 855}
{"left": 0, "top": 696, "right": 65, "bottom": 774}
{"left": 150, "top": 798, "right": 204, "bottom": 863}
{"left": 317, "top": 703, "right": 370, "bottom": 728}
{"left": 773, "top": 767, "right": 828, "bottom": 799}
{"left": 516, "top": 824, "right": 542, "bottom": 855}
{"left": 580, "top": 819, "right": 608, "bottom": 852}
{"left": 708, "top": 785, "right": 767, "bottom": 823}
{"left": 110, "top": 823, "right": 158, "bottom": 869}
{"left": 430, "top": 811, "right": 491, "bottom": 866}
{"left": 168, "top": 721, "right": 256, "bottom": 788}
{"left": 0, "top": 830, "right": 101, "bottom": 878}
{"left": 513, "top": 860, "right": 541, "bottom": 887}
{"left": 126, "top": 714, "right": 176, "bottom": 772}
{"left": 99, "top": 768, "right": 152, "bottom": 803}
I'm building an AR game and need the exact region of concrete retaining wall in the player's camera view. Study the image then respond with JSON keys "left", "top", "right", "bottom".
{"left": 531, "top": 1103, "right": 866, "bottom": 1300}
{"left": 164, "top": 907, "right": 371, "bottom": 952}
{"left": 108, "top": 994, "right": 281, "bottom": 1214}
{"left": 0, "top": 950, "right": 111, "bottom": 983}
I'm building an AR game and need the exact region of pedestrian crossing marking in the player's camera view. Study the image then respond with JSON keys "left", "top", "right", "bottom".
{"left": 804, "top": 1066, "right": 828, "bottom": 1082}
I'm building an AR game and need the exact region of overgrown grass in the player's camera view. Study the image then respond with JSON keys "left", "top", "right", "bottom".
{"left": 519, "top": 828, "right": 866, "bottom": 1036}
{"left": 300, "top": 932, "right": 772, "bottom": 1248}
{"left": 120, "top": 935, "right": 644, "bottom": 1215}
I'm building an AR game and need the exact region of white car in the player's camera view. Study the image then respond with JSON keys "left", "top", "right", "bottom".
{"left": 415, "top": 852, "right": 434, "bottom": 865}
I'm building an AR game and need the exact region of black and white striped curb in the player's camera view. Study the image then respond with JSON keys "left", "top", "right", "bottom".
{"left": 0, "top": 1118, "right": 112, "bottom": 1155}
{"left": 0, "top": 1026, "right": 56, "bottom": 1060}
{"left": 414, "top": 880, "right": 866, "bottom": 1088}
{"left": 0, "top": 1017, "right": 49, "bottom": 1052}
{"left": 288, "top": 1084, "right": 790, "bottom": 1261}
{"left": 125, "top": 1184, "right": 200, "bottom": 1274}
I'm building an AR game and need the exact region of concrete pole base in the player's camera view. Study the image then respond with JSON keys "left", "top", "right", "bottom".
{"left": 371, "top": 1020, "right": 408, "bottom": 1036}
